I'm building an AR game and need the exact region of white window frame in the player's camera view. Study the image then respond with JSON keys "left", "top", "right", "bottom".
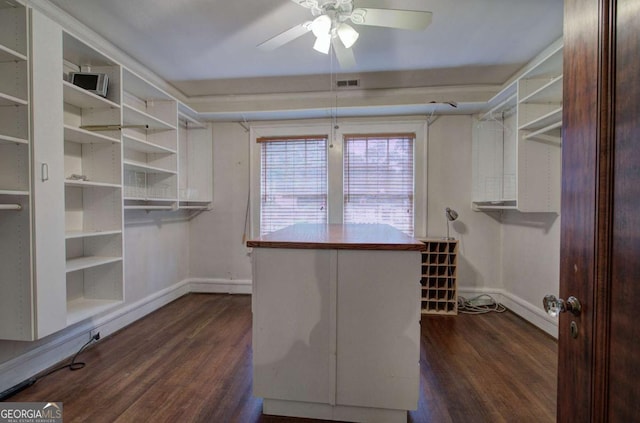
{"left": 250, "top": 119, "right": 427, "bottom": 238}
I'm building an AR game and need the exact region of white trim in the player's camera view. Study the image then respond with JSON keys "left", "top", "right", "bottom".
{"left": 458, "top": 287, "right": 558, "bottom": 338}
{"left": 187, "top": 278, "right": 252, "bottom": 295}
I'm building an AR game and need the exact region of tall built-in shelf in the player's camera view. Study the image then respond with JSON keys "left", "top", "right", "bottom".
{"left": 473, "top": 38, "right": 562, "bottom": 213}
{"left": 62, "top": 31, "right": 123, "bottom": 324}
{"left": 122, "top": 68, "right": 178, "bottom": 210}
{"left": 0, "top": 0, "right": 34, "bottom": 341}
{"left": 178, "top": 104, "right": 213, "bottom": 211}
{"left": 1, "top": 5, "right": 213, "bottom": 340}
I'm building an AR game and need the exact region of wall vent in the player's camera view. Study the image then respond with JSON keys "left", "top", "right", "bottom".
{"left": 336, "top": 79, "right": 360, "bottom": 88}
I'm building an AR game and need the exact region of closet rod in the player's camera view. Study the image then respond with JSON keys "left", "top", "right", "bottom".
{"left": 0, "top": 204, "right": 22, "bottom": 211}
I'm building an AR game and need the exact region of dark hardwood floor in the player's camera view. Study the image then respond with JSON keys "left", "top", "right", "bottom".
{"left": 7, "top": 294, "right": 557, "bottom": 422}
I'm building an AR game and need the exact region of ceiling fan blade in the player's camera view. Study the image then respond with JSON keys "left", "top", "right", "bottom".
{"left": 352, "top": 8, "right": 432, "bottom": 31}
{"left": 332, "top": 39, "right": 356, "bottom": 69}
{"left": 257, "top": 22, "right": 311, "bottom": 51}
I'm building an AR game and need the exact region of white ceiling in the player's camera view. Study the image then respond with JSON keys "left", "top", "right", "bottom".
{"left": 48, "top": 0, "right": 563, "bottom": 98}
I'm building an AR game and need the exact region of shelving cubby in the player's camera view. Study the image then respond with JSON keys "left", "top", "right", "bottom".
{"left": 62, "top": 31, "right": 124, "bottom": 323}
{"left": 178, "top": 106, "right": 213, "bottom": 210}
{"left": 122, "top": 68, "right": 178, "bottom": 208}
{"left": 419, "top": 239, "right": 458, "bottom": 315}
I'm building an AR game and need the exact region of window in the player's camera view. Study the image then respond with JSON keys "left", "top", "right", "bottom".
{"left": 258, "top": 136, "right": 328, "bottom": 235}
{"left": 343, "top": 133, "right": 415, "bottom": 235}
{"left": 251, "top": 120, "right": 426, "bottom": 237}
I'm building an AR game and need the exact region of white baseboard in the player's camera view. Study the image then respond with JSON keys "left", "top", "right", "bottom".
{"left": 458, "top": 287, "right": 558, "bottom": 338}
{"left": 187, "top": 278, "right": 252, "bottom": 295}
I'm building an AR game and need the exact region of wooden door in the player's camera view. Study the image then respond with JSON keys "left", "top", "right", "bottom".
{"left": 560, "top": 0, "right": 639, "bottom": 420}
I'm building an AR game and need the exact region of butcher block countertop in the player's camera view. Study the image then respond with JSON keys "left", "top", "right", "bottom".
{"left": 246, "top": 223, "right": 426, "bottom": 251}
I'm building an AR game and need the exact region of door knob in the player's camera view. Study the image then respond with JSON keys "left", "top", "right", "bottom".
{"left": 543, "top": 294, "right": 582, "bottom": 317}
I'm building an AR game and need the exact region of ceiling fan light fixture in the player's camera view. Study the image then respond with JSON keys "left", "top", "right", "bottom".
{"left": 313, "top": 34, "right": 331, "bottom": 54}
{"left": 310, "top": 14, "right": 332, "bottom": 38}
{"left": 337, "top": 23, "right": 359, "bottom": 48}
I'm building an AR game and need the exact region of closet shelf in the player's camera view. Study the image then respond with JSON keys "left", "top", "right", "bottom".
{"left": 0, "top": 44, "right": 27, "bottom": 63}
{"left": 124, "top": 205, "right": 175, "bottom": 210}
{"left": 64, "top": 125, "right": 120, "bottom": 144}
{"left": 519, "top": 75, "right": 563, "bottom": 104}
{"left": 65, "top": 229, "right": 122, "bottom": 239}
{"left": 479, "top": 91, "right": 517, "bottom": 122}
{"left": 518, "top": 107, "right": 562, "bottom": 131}
{"left": 123, "top": 159, "right": 177, "bottom": 175}
{"left": 523, "top": 121, "right": 562, "bottom": 144}
{"left": 63, "top": 80, "right": 120, "bottom": 110}
{"left": 0, "top": 189, "right": 29, "bottom": 196}
{"left": 66, "top": 256, "right": 122, "bottom": 273}
{"left": 66, "top": 298, "right": 122, "bottom": 326}
{"left": 123, "top": 134, "right": 176, "bottom": 154}
{"left": 178, "top": 111, "right": 207, "bottom": 129}
{"left": 0, "top": 133, "right": 29, "bottom": 145}
{"left": 123, "top": 104, "right": 176, "bottom": 131}
{"left": 64, "top": 180, "right": 121, "bottom": 189}
{"left": 0, "top": 92, "right": 28, "bottom": 107}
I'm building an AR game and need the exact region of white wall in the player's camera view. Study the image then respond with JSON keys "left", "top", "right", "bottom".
{"left": 427, "top": 115, "right": 502, "bottom": 292}
{"left": 189, "top": 116, "right": 503, "bottom": 298}
{"left": 189, "top": 122, "right": 252, "bottom": 282}
{"left": 500, "top": 211, "right": 561, "bottom": 311}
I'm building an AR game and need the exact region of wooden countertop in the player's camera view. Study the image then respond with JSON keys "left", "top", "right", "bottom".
{"left": 246, "top": 224, "right": 426, "bottom": 251}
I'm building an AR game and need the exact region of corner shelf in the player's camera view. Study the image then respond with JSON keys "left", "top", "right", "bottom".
{"left": 418, "top": 239, "right": 458, "bottom": 315}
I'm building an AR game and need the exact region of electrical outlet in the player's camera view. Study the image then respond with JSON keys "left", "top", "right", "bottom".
{"left": 90, "top": 329, "right": 100, "bottom": 341}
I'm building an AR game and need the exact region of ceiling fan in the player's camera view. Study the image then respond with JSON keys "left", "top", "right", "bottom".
{"left": 258, "top": 0, "right": 432, "bottom": 69}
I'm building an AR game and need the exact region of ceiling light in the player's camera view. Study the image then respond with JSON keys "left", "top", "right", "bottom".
{"left": 313, "top": 34, "right": 331, "bottom": 54}
{"left": 310, "top": 14, "right": 332, "bottom": 38}
{"left": 337, "top": 23, "right": 359, "bottom": 48}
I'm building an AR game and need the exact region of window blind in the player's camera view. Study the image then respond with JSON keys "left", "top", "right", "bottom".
{"left": 260, "top": 137, "right": 328, "bottom": 235}
{"left": 343, "top": 133, "right": 415, "bottom": 235}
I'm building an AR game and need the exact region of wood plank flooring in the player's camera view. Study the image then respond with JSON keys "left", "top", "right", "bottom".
{"left": 7, "top": 294, "right": 557, "bottom": 422}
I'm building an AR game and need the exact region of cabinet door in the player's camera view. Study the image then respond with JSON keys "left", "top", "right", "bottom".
{"left": 336, "top": 250, "right": 421, "bottom": 410}
{"left": 252, "top": 248, "right": 333, "bottom": 404}
{"left": 30, "top": 10, "right": 66, "bottom": 338}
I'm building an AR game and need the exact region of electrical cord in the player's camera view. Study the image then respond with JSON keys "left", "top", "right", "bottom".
{"left": 0, "top": 333, "right": 100, "bottom": 401}
{"left": 36, "top": 334, "right": 100, "bottom": 381}
{"left": 458, "top": 294, "right": 506, "bottom": 314}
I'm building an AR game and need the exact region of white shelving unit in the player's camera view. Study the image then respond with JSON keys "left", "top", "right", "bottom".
{"left": 0, "top": 1, "right": 34, "bottom": 341}
{"left": 1, "top": 4, "right": 213, "bottom": 340}
{"left": 178, "top": 104, "right": 213, "bottom": 211}
{"left": 122, "top": 68, "right": 178, "bottom": 210}
{"left": 62, "top": 31, "right": 123, "bottom": 323}
{"left": 473, "top": 39, "right": 562, "bottom": 213}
